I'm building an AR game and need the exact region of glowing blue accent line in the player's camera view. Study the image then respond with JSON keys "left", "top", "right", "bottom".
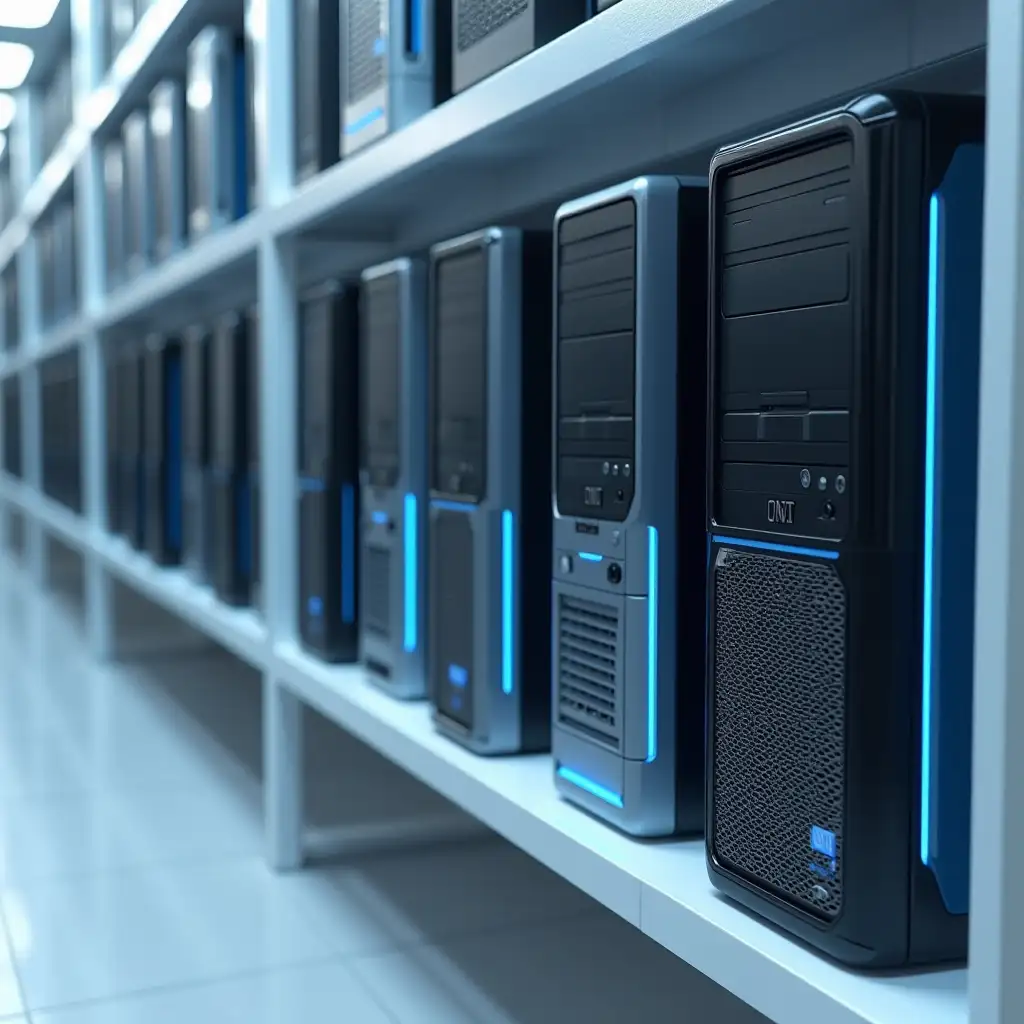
{"left": 431, "top": 498, "right": 475, "bottom": 513}
{"left": 502, "top": 510, "right": 514, "bottom": 695}
{"left": 371, "top": 510, "right": 388, "bottom": 525}
{"left": 299, "top": 476, "right": 325, "bottom": 494}
{"left": 578, "top": 551, "right": 603, "bottom": 563}
{"left": 711, "top": 534, "right": 840, "bottom": 561}
{"left": 646, "top": 525, "right": 658, "bottom": 763}
{"left": 410, "top": 0, "right": 423, "bottom": 55}
{"left": 341, "top": 484, "right": 355, "bottom": 624}
{"left": 448, "top": 663, "right": 468, "bottom": 687}
{"left": 344, "top": 107, "right": 385, "bottom": 136}
{"left": 403, "top": 492, "right": 418, "bottom": 653}
{"left": 921, "top": 191, "right": 941, "bottom": 867}
{"left": 557, "top": 766, "right": 624, "bottom": 809}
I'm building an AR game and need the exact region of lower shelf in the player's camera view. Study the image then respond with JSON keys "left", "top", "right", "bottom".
{"left": 271, "top": 642, "right": 968, "bottom": 1024}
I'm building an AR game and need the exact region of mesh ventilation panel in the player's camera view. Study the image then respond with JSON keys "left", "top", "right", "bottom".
{"left": 347, "top": 0, "right": 385, "bottom": 104}
{"left": 456, "top": 0, "right": 529, "bottom": 52}
{"left": 711, "top": 547, "right": 846, "bottom": 919}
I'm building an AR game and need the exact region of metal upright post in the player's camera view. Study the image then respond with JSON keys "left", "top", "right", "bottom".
{"left": 969, "top": 1, "right": 1024, "bottom": 1021}
{"left": 252, "top": 0, "right": 304, "bottom": 870}
{"left": 15, "top": 90, "right": 46, "bottom": 587}
{"left": 73, "top": 0, "right": 114, "bottom": 658}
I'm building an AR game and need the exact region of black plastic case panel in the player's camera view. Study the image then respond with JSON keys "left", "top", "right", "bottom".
{"left": 430, "top": 509, "right": 474, "bottom": 730}
{"left": 431, "top": 248, "right": 487, "bottom": 501}
{"left": 361, "top": 272, "right": 401, "bottom": 489}
{"left": 556, "top": 197, "right": 636, "bottom": 521}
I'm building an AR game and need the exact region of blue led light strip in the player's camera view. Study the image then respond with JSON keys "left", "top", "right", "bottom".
{"left": 345, "top": 107, "right": 385, "bottom": 136}
{"left": 646, "top": 526, "right": 659, "bottom": 763}
{"left": 502, "top": 510, "right": 514, "bottom": 695}
{"left": 431, "top": 498, "right": 475, "bottom": 513}
{"left": 403, "top": 492, "right": 418, "bottom": 653}
{"left": 557, "top": 766, "right": 624, "bottom": 809}
{"left": 710, "top": 534, "right": 839, "bottom": 561}
{"left": 921, "top": 192, "right": 941, "bottom": 867}
{"left": 578, "top": 551, "right": 603, "bottom": 563}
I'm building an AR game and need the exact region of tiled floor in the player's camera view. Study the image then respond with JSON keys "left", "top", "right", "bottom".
{"left": 0, "top": 556, "right": 767, "bottom": 1024}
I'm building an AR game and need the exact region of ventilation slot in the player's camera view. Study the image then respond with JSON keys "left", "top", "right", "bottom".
{"left": 347, "top": 0, "right": 385, "bottom": 104}
{"left": 557, "top": 595, "right": 620, "bottom": 749}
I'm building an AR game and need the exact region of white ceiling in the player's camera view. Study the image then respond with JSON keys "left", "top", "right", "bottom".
{"left": 0, "top": 0, "right": 71, "bottom": 87}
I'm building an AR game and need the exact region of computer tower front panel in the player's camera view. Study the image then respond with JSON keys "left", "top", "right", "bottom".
{"left": 551, "top": 177, "right": 707, "bottom": 837}
{"left": 341, "top": 0, "right": 448, "bottom": 155}
{"left": 428, "top": 229, "right": 551, "bottom": 754}
{"left": 187, "top": 27, "right": 247, "bottom": 241}
{"left": 143, "top": 336, "right": 183, "bottom": 566}
{"left": 105, "top": 353, "right": 120, "bottom": 533}
{"left": 150, "top": 80, "right": 188, "bottom": 261}
{"left": 247, "top": 306, "right": 261, "bottom": 611}
{"left": 359, "top": 260, "right": 428, "bottom": 697}
{"left": 705, "top": 93, "right": 983, "bottom": 968}
{"left": 117, "top": 347, "right": 146, "bottom": 550}
{"left": 295, "top": 0, "right": 340, "bottom": 178}
{"left": 297, "top": 284, "right": 360, "bottom": 662}
{"left": 182, "top": 327, "right": 211, "bottom": 581}
{"left": 123, "top": 110, "right": 154, "bottom": 278}
{"left": 452, "top": 0, "right": 582, "bottom": 94}
{"left": 104, "top": 141, "right": 127, "bottom": 292}
{"left": 210, "top": 313, "right": 251, "bottom": 605}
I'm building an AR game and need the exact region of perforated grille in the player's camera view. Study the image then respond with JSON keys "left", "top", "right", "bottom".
{"left": 364, "top": 545, "right": 390, "bottom": 637}
{"left": 346, "top": 0, "right": 385, "bottom": 104}
{"left": 457, "top": 0, "right": 528, "bottom": 52}
{"left": 556, "top": 594, "right": 620, "bottom": 749}
{"left": 711, "top": 548, "right": 846, "bottom": 918}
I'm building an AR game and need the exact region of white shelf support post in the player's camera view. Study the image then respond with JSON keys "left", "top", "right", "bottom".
{"left": 970, "top": 1, "right": 1024, "bottom": 1021}
{"left": 74, "top": 0, "right": 114, "bottom": 659}
{"left": 253, "top": 0, "right": 303, "bottom": 871}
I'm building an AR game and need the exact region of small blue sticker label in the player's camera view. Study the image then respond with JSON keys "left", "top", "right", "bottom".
{"left": 810, "top": 825, "right": 837, "bottom": 859}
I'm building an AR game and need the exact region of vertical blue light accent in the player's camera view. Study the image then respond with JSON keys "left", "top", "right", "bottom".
{"left": 409, "top": 0, "right": 423, "bottom": 56}
{"left": 921, "top": 192, "right": 940, "bottom": 867}
{"left": 403, "top": 492, "right": 418, "bottom": 653}
{"left": 556, "top": 766, "right": 624, "bottom": 809}
{"left": 341, "top": 483, "right": 355, "bottom": 624}
{"left": 502, "top": 509, "right": 514, "bottom": 696}
{"left": 646, "top": 525, "right": 659, "bottom": 763}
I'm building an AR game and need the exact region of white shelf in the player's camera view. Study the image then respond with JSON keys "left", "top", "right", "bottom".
{"left": 0, "top": 477, "right": 268, "bottom": 668}
{"left": 270, "top": 641, "right": 967, "bottom": 1024}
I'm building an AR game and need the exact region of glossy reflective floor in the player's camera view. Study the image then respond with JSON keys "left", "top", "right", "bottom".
{"left": 0, "top": 550, "right": 766, "bottom": 1024}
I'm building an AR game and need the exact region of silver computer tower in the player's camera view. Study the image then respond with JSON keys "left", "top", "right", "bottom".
{"left": 123, "top": 110, "right": 154, "bottom": 279}
{"left": 150, "top": 80, "right": 188, "bottom": 261}
{"left": 550, "top": 177, "right": 708, "bottom": 836}
{"left": 428, "top": 228, "right": 552, "bottom": 754}
{"left": 359, "top": 259, "right": 428, "bottom": 698}
{"left": 341, "top": 0, "right": 444, "bottom": 155}
{"left": 187, "top": 27, "right": 238, "bottom": 240}
{"left": 103, "top": 140, "right": 127, "bottom": 292}
{"left": 452, "top": 0, "right": 583, "bottom": 94}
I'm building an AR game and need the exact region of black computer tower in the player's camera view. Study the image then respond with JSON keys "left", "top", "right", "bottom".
{"left": 247, "top": 306, "right": 261, "bottom": 610}
{"left": 117, "top": 345, "right": 146, "bottom": 549}
{"left": 105, "top": 352, "right": 120, "bottom": 533}
{"left": 297, "top": 282, "right": 360, "bottom": 662}
{"left": 104, "top": 140, "right": 127, "bottom": 292}
{"left": 294, "top": 0, "right": 340, "bottom": 180}
{"left": 182, "top": 327, "right": 213, "bottom": 581}
{"left": 123, "top": 110, "right": 154, "bottom": 278}
{"left": 143, "top": 335, "right": 183, "bottom": 566}
{"left": 705, "top": 93, "right": 984, "bottom": 968}
{"left": 427, "top": 228, "right": 552, "bottom": 754}
{"left": 209, "top": 313, "right": 251, "bottom": 605}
